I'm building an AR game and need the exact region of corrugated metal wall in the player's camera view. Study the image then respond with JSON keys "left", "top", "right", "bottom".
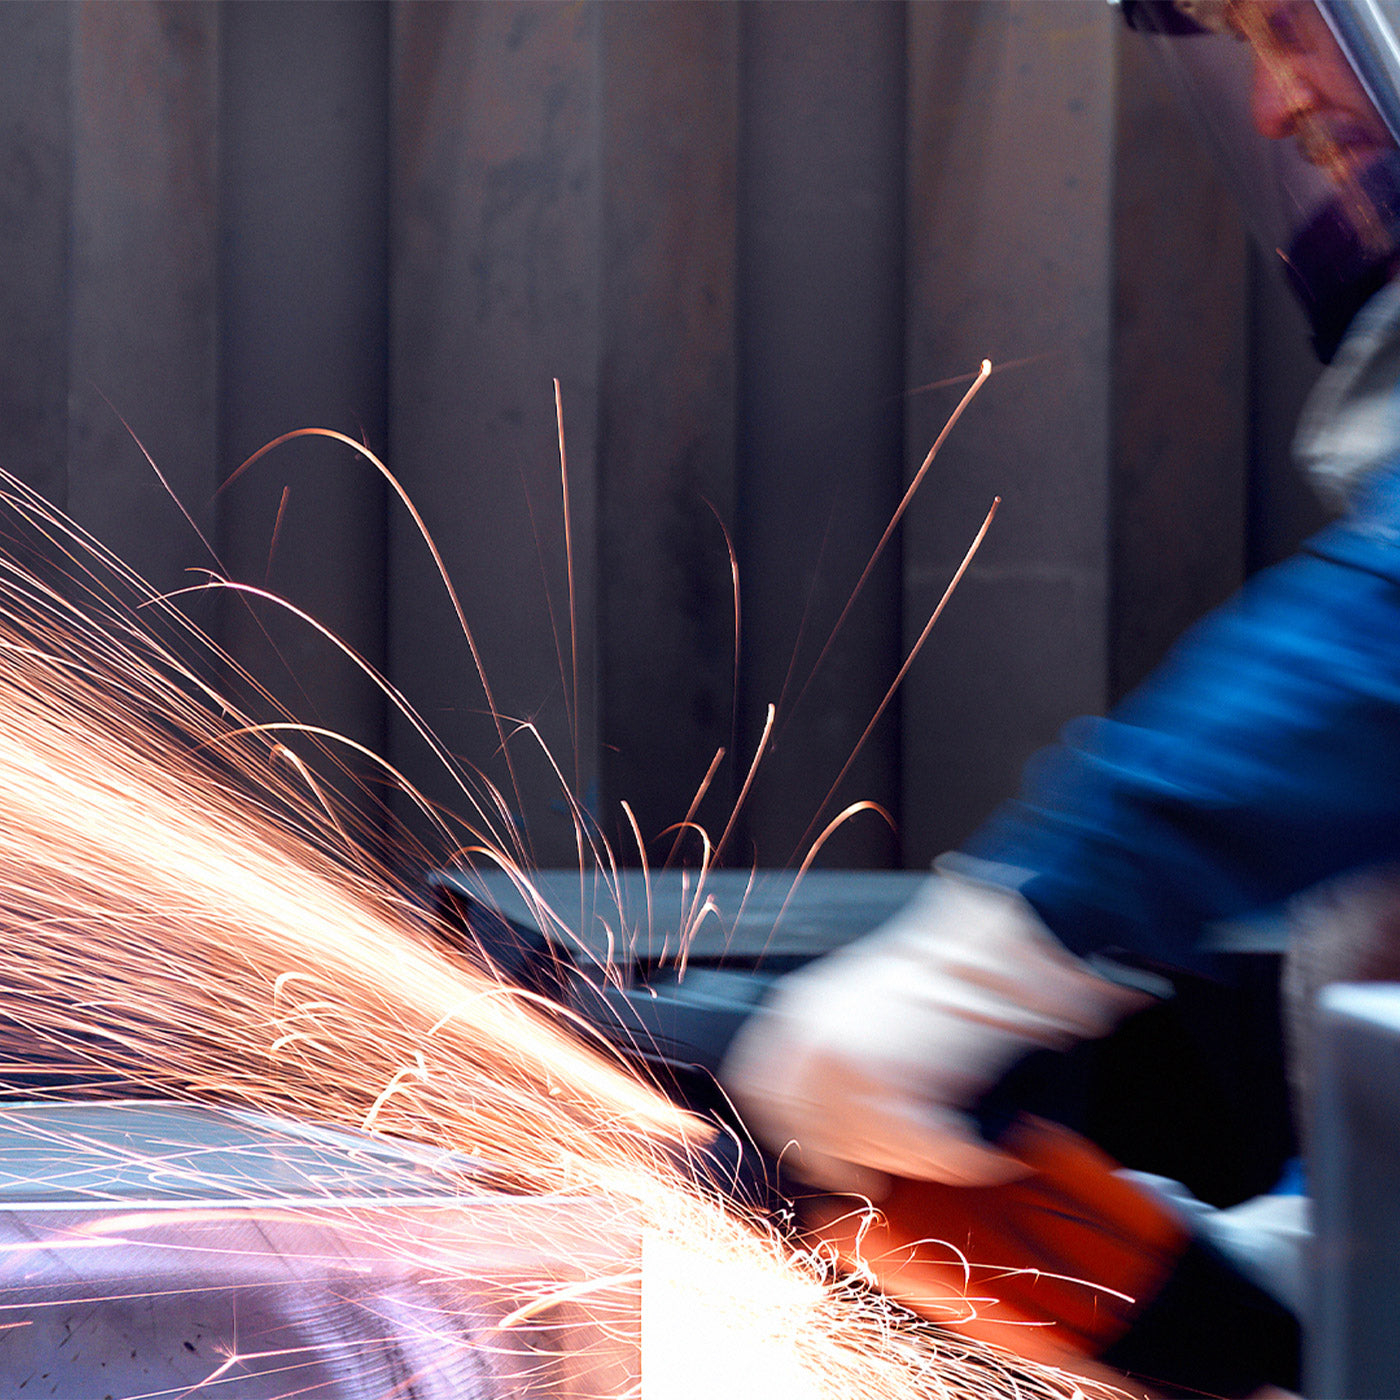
{"left": 0, "top": 0, "right": 1315, "bottom": 877}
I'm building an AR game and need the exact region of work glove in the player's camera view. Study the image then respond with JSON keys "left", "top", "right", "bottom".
{"left": 721, "top": 873, "right": 1153, "bottom": 1196}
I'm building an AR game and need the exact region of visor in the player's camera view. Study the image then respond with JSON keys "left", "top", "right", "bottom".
{"left": 1122, "top": 0, "right": 1400, "bottom": 359}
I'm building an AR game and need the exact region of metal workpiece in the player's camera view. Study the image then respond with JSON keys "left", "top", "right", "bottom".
{"left": 430, "top": 866, "right": 928, "bottom": 1080}
{"left": 431, "top": 866, "right": 928, "bottom": 967}
{"left": 0, "top": 1101, "right": 639, "bottom": 1400}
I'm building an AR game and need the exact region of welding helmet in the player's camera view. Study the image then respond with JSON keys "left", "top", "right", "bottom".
{"left": 1121, "top": 0, "right": 1400, "bottom": 359}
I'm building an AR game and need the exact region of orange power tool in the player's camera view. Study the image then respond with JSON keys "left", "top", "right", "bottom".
{"left": 799, "top": 1113, "right": 1302, "bottom": 1397}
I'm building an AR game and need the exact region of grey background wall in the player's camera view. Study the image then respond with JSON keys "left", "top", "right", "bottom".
{"left": 0, "top": 0, "right": 1328, "bottom": 877}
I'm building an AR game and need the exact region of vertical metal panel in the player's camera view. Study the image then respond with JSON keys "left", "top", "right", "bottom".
{"left": 218, "top": 1, "right": 389, "bottom": 762}
{"left": 390, "top": 2, "right": 601, "bottom": 868}
{"left": 1246, "top": 247, "right": 1331, "bottom": 573}
{"left": 595, "top": 1, "right": 739, "bottom": 860}
{"left": 1310, "top": 986, "right": 1400, "bottom": 1399}
{"left": 902, "top": 0, "right": 1115, "bottom": 864}
{"left": 68, "top": 2, "right": 219, "bottom": 596}
{"left": 0, "top": 3, "right": 71, "bottom": 511}
{"left": 0, "top": 0, "right": 1285, "bottom": 888}
{"left": 734, "top": 0, "right": 905, "bottom": 869}
{"left": 1109, "top": 26, "right": 1248, "bottom": 700}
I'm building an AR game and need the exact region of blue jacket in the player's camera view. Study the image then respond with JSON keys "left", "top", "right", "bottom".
{"left": 960, "top": 288, "right": 1400, "bottom": 978}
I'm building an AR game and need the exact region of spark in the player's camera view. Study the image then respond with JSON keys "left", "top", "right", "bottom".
{"left": 793, "top": 359, "right": 993, "bottom": 721}
{"left": 555, "top": 378, "right": 581, "bottom": 778}
{"left": 266, "top": 484, "right": 292, "bottom": 585}
{"left": 0, "top": 398, "right": 1127, "bottom": 1399}
{"left": 700, "top": 495, "right": 743, "bottom": 757}
{"left": 712, "top": 702, "right": 776, "bottom": 868}
{"left": 792, "top": 495, "right": 1001, "bottom": 863}
{"left": 661, "top": 745, "right": 727, "bottom": 872}
{"left": 221, "top": 426, "right": 529, "bottom": 844}
{"left": 905, "top": 354, "right": 1049, "bottom": 401}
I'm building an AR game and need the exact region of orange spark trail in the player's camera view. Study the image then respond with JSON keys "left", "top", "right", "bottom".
{"left": 788, "top": 360, "right": 992, "bottom": 730}
{"left": 0, "top": 468, "right": 1122, "bottom": 1400}
{"left": 791, "top": 496, "right": 1001, "bottom": 865}
{"left": 221, "top": 427, "right": 529, "bottom": 838}
{"left": 712, "top": 703, "right": 776, "bottom": 868}
{"left": 704, "top": 496, "right": 743, "bottom": 754}
{"left": 662, "top": 744, "right": 727, "bottom": 873}
{"left": 267, "top": 484, "right": 291, "bottom": 585}
{"left": 555, "top": 379, "right": 581, "bottom": 777}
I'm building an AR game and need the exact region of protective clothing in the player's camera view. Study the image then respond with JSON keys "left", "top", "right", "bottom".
{"left": 723, "top": 236, "right": 1400, "bottom": 1197}
{"left": 967, "top": 278, "right": 1400, "bottom": 979}
{"left": 1123, "top": 0, "right": 1400, "bottom": 358}
{"left": 721, "top": 873, "right": 1150, "bottom": 1191}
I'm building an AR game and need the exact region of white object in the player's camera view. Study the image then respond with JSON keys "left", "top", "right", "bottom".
{"left": 721, "top": 875, "right": 1151, "bottom": 1194}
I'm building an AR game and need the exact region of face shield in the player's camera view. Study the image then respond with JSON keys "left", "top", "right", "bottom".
{"left": 1121, "top": 0, "right": 1400, "bottom": 359}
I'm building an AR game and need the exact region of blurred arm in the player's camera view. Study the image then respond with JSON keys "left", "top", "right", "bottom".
{"left": 966, "top": 467, "right": 1400, "bottom": 975}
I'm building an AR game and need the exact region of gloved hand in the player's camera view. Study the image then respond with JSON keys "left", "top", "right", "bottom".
{"left": 720, "top": 873, "right": 1152, "bottom": 1196}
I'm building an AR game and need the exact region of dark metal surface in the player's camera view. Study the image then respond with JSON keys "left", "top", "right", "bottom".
{"left": 431, "top": 865, "right": 924, "bottom": 1108}
{"left": 1310, "top": 984, "right": 1400, "bottom": 1399}
{"left": 0, "top": 1, "right": 1321, "bottom": 875}
{"left": 1109, "top": 25, "right": 1249, "bottom": 702}
{"left": 734, "top": 0, "right": 906, "bottom": 869}
{"left": 597, "top": 3, "right": 741, "bottom": 856}
{"left": 0, "top": 1100, "right": 476, "bottom": 1204}
{"left": 432, "top": 865, "right": 926, "bottom": 965}
{"left": 0, "top": 1101, "right": 638, "bottom": 1400}
{"left": 218, "top": 0, "right": 390, "bottom": 769}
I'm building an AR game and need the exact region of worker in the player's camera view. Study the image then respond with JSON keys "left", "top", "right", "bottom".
{"left": 722, "top": 1, "right": 1400, "bottom": 1391}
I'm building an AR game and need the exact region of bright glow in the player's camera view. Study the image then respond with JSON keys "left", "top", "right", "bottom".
{"left": 0, "top": 425, "right": 1120, "bottom": 1400}
{"left": 643, "top": 1230, "right": 825, "bottom": 1400}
